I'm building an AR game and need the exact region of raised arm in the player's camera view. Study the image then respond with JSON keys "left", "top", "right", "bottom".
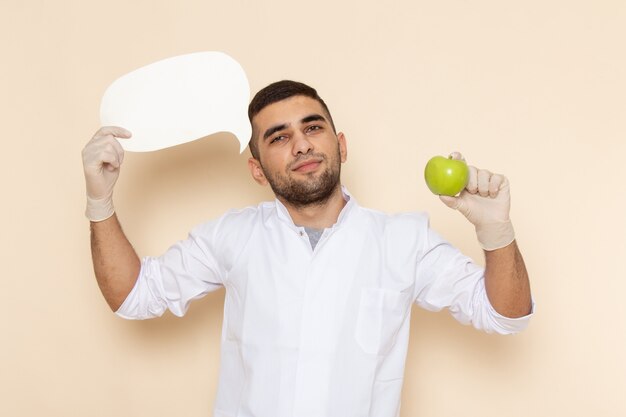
{"left": 82, "top": 126, "right": 140, "bottom": 311}
{"left": 483, "top": 240, "right": 531, "bottom": 317}
{"left": 439, "top": 153, "right": 532, "bottom": 318}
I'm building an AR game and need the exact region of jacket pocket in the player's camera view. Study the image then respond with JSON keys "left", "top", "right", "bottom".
{"left": 355, "top": 287, "right": 412, "bottom": 356}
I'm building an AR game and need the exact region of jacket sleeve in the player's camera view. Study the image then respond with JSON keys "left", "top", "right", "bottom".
{"left": 115, "top": 219, "right": 227, "bottom": 320}
{"left": 412, "top": 214, "right": 533, "bottom": 335}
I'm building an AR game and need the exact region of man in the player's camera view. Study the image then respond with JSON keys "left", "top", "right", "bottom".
{"left": 82, "top": 80, "right": 532, "bottom": 417}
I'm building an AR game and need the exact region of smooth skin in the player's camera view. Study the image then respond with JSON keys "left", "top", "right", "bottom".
{"left": 86, "top": 97, "right": 530, "bottom": 317}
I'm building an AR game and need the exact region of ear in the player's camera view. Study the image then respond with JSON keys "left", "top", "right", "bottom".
{"left": 248, "top": 157, "right": 268, "bottom": 186}
{"left": 337, "top": 132, "right": 348, "bottom": 163}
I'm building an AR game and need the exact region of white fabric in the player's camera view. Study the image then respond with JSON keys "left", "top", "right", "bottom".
{"left": 116, "top": 188, "right": 532, "bottom": 417}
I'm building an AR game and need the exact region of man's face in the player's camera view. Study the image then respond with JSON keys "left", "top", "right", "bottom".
{"left": 248, "top": 95, "right": 347, "bottom": 208}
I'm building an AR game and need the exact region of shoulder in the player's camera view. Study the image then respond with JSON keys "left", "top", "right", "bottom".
{"left": 189, "top": 202, "right": 272, "bottom": 243}
{"left": 349, "top": 205, "right": 434, "bottom": 257}
{"left": 354, "top": 205, "right": 431, "bottom": 232}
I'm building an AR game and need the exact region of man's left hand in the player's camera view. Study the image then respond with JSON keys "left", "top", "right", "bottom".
{"left": 439, "top": 152, "right": 515, "bottom": 251}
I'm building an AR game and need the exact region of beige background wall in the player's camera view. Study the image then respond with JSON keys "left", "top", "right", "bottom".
{"left": 2, "top": 0, "right": 624, "bottom": 416}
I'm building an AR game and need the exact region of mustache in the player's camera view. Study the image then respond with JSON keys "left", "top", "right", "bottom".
{"left": 288, "top": 152, "right": 326, "bottom": 170}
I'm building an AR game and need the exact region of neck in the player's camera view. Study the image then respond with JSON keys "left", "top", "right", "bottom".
{"left": 278, "top": 184, "right": 347, "bottom": 229}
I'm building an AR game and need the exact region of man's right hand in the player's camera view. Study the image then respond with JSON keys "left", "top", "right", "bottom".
{"left": 82, "top": 126, "right": 131, "bottom": 222}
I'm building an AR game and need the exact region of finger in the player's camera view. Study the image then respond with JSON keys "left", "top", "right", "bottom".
{"left": 108, "top": 136, "right": 125, "bottom": 165}
{"left": 488, "top": 174, "right": 504, "bottom": 198}
{"left": 92, "top": 134, "right": 125, "bottom": 157}
{"left": 466, "top": 165, "right": 478, "bottom": 194}
{"left": 448, "top": 151, "right": 465, "bottom": 162}
{"left": 477, "top": 169, "right": 492, "bottom": 197}
{"left": 93, "top": 126, "right": 132, "bottom": 140}
{"left": 439, "top": 195, "right": 460, "bottom": 209}
{"left": 100, "top": 149, "right": 121, "bottom": 169}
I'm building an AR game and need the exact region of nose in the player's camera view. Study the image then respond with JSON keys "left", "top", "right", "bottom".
{"left": 291, "top": 131, "right": 313, "bottom": 156}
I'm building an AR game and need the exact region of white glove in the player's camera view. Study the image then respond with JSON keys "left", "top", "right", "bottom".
{"left": 438, "top": 152, "right": 515, "bottom": 251}
{"left": 81, "top": 126, "right": 131, "bottom": 222}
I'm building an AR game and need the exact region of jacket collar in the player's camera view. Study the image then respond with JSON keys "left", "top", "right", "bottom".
{"left": 274, "top": 185, "right": 356, "bottom": 231}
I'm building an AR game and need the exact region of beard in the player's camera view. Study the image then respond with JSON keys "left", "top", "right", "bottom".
{"left": 260, "top": 146, "right": 341, "bottom": 209}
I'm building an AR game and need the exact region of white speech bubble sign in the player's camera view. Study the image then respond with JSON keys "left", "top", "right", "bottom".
{"left": 100, "top": 51, "right": 251, "bottom": 153}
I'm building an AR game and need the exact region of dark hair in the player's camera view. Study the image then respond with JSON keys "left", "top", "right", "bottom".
{"left": 247, "top": 80, "right": 336, "bottom": 159}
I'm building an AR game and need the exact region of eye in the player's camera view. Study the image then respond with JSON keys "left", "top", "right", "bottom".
{"left": 306, "top": 125, "right": 323, "bottom": 133}
{"left": 270, "top": 135, "right": 287, "bottom": 144}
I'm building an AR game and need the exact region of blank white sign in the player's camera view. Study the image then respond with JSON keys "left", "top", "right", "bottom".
{"left": 100, "top": 51, "right": 251, "bottom": 153}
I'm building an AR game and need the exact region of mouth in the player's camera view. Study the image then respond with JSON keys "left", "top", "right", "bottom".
{"left": 291, "top": 158, "right": 323, "bottom": 173}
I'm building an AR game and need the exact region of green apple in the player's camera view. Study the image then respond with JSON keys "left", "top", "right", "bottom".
{"left": 424, "top": 155, "right": 469, "bottom": 196}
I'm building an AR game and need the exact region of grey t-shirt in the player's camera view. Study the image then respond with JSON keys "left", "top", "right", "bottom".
{"left": 304, "top": 227, "right": 324, "bottom": 250}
